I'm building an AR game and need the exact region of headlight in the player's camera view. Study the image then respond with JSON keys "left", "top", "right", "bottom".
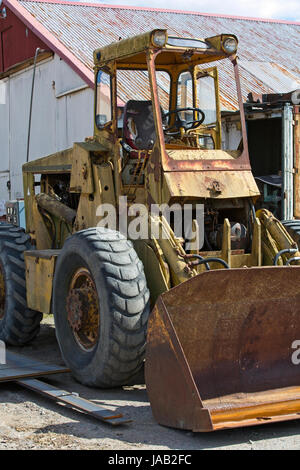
{"left": 152, "top": 30, "right": 167, "bottom": 47}
{"left": 222, "top": 37, "right": 238, "bottom": 54}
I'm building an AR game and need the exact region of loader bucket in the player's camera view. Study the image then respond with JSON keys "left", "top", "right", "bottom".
{"left": 145, "top": 266, "right": 300, "bottom": 432}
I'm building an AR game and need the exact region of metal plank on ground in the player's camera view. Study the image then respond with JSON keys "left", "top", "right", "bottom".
{"left": 17, "top": 378, "right": 132, "bottom": 426}
{"left": 0, "top": 351, "right": 131, "bottom": 426}
{"left": 0, "top": 351, "right": 70, "bottom": 381}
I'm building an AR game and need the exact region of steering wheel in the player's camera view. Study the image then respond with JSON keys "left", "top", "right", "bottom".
{"left": 162, "top": 107, "right": 205, "bottom": 135}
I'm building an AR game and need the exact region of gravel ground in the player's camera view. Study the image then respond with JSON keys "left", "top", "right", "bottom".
{"left": 1, "top": 316, "right": 300, "bottom": 450}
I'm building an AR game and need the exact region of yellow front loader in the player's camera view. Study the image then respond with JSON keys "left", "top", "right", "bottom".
{"left": 1, "top": 29, "right": 300, "bottom": 432}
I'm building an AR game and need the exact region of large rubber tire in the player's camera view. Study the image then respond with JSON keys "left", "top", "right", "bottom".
{"left": 0, "top": 224, "right": 42, "bottom": 345}
{"left": 52, "top": 227, "right": 150, "bottom": 388}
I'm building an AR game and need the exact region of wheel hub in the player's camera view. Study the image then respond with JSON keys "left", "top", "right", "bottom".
{"left": 66, "top": 290, "right": 83, "bottom": 332}
{"left": 66, "top": 268, "right": 100, "bottom": 350}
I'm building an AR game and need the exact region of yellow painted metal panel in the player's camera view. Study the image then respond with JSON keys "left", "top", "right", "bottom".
{"left": 25, "top": 250, "right": 60, "bottom": 314}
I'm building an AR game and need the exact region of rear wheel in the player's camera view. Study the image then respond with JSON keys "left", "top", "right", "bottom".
{"left": 53, "top": 227, "right": 150, "bottom": 387}
{"left": 0, "top": 224, "right": 42, "bottom": 345}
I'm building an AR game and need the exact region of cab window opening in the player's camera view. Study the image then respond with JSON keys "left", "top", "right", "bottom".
{"left": 95, "top": 70, "right": 112, "bottom": 128}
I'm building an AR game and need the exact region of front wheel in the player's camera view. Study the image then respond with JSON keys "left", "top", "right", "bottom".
{"left": 52, "top": 227, "right": 150, "bottom": 387}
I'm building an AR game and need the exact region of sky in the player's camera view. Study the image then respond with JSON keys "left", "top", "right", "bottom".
{"left": 82, "top": 0, "right": 300, "bottom": 22}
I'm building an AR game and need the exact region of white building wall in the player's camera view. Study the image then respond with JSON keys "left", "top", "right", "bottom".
{"left": 0, "top": 79, "right": 10, "bottom": 206}
{"left": 0, "top": 54, "right": 94, "bottom": 203}
{"left": 221, "top": 120, "right": 242, "bottom": 151}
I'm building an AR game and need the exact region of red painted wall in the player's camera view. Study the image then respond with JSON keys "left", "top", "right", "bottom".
{"left": 0, "top": 7, "right": 49, "bottom": 73}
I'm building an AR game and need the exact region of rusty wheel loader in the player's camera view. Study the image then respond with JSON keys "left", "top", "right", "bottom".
{"left": 2, "top": 29, "right": 300, "bottom": 432}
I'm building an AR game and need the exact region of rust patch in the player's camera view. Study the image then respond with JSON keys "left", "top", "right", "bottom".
{"left": 66, "top": 268, "right": 100, "bottom": 351}
{"left": 151, "top": 146, "right": 161, "bottom": 183}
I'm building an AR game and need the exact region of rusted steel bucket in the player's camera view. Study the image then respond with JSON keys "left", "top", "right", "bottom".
{"left": 145, "top": 266, "right": 300, "bottom": 432}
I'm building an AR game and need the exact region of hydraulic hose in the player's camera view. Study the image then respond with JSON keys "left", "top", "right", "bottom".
{"left": 273, "top": 248, "right": 298, "bottom": 266}
{"left": 185, "top": 254, "right": 229, "bottom": 270}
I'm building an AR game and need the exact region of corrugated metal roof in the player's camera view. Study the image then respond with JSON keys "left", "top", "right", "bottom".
{"left": 14, "top": 0, "right": 300, "bottom": 109}
{"left": 239, "top": 61, "right": 300, "bottom": 93}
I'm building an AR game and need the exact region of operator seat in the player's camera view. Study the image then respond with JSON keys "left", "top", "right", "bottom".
{"left": 122, "top": 100, "right": 157, "bottom": 152}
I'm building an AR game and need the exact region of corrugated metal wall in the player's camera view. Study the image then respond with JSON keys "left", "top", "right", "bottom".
{"left": 0, "top": 78, "right": 10, "bottom": 203}
{"left": 0, "top": 54, "right": 94, "bottom": 201}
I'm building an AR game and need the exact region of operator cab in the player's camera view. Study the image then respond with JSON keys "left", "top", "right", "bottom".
{"left": 112, "top": 65, "right": 223, "bottom": 187}
{"left": 94, "top": 30, "right": 252, "bottom": 203}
